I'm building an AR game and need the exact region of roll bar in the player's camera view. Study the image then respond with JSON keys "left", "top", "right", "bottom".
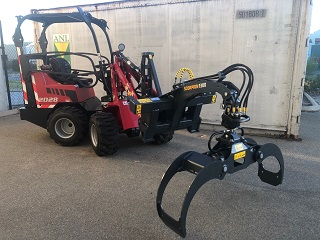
{"left": 12, "top": 7, "right": 113, "bottom": 60}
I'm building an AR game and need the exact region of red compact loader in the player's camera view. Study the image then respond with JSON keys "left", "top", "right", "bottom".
{"left": 13, "top": 7, "right": 169, "bottom": 156}
{"left": 13, "top": 7, "right": 284, "bottom": 237}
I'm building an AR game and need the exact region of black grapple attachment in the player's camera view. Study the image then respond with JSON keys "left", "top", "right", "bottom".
{"left": 156, "top": 130, "right": 284, "bottom": 237}
{"left": 130, "top": 63, "right": 284, "bottom": 237}
{"left": 156, "top": 64, "right": 284, "bottom": 237}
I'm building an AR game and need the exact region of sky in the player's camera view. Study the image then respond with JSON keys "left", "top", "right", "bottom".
{"left": 0, "top": 0, "right": 319, "bottom": 44}
{"left": 310, "top": 0, "right": 320, "bottom": 34}
{"left": 0, "top": 0, "right": 118, "bottom": 44}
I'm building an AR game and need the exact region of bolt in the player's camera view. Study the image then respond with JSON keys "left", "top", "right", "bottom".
{"left": 223, "top": 164, "right": 228, "bottom": 173}
{"left": 258, "top": 151, "right": 264, "bottom": 159}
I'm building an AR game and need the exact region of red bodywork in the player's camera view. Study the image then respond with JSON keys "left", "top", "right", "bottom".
{"left": 29, "top": 72, "right": 96, "bottom": 109}
{"left": 19, "top": 48, "right": 144, "bottom": 131}
{"left": 106, "top": 56, "right": 140, "bottom": 131}
{"left": 21, "top": 54, "right": 142, "bottom": 132}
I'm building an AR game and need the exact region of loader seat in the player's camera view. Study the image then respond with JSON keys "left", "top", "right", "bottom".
{"left": 48, "top": 57, "right": 72, "bottom": 83}
{"left": 48, "top": 57, "right": 93, "bottom": 86}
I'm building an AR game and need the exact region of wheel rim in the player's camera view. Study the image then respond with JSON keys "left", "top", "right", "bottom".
{"left": 55, "top": 118, "right": 75, "bottom": 139}
{"left": 90, "top": 123, "right": 98, "bottom": 147}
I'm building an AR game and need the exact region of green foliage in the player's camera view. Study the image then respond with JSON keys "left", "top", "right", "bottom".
{"left": 306, "top": 58, "right": 318, "bottom": 74}
{"left": 305, "top": 57, "right": 320, "bottom": 92}
{"left": 305, "top": 75, "right": 320, "bottom": 92}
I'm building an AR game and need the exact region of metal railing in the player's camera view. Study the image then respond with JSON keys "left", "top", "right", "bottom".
{"left": 0, "top": 20, "right": 34, "bottom": 110}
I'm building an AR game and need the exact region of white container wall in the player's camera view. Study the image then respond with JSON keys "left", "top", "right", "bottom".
{"left": 32, "top": 0, "right": 312, "bottom": 138}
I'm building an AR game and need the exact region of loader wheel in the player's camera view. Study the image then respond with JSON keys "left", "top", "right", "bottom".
{"left": 47, "top": 106, "right": 88, "bottom": 146}
{"left": 153, "top": 131, "right": 174, "bottom": 145}
{"left": 89, "top": 112, "right": 119, "bottom": 156}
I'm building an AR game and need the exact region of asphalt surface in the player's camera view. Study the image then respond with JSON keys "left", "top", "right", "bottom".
{"left": 0, "top": 111, "right": 319, "bottom": 240}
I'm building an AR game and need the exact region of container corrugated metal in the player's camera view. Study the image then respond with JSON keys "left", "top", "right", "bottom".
{"left": 31, "top": 0, "right": 313, "bottom": 138}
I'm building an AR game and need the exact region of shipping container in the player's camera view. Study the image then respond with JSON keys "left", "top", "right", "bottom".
{"left": 30, "top": 0, "right": 312, "bottom": 138}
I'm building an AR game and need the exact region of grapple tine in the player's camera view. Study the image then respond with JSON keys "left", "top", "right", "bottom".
{"left": 178, "top": 160, "right": 224, "bottom": 237}
{"left": 256, "top": 143, "right": 284, "bottom": 186}
{"left": 157, "top": 151, "right": 194, "bottom": 207}
{"left": 156, "top": 151, "right": 194, "bottom": 237}
{"left": 157, "top": 151, "right": 225, "bottom": 238}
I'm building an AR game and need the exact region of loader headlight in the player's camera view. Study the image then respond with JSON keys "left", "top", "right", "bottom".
{"left": 118, "top": 43, "right": 125, "bottom": 52}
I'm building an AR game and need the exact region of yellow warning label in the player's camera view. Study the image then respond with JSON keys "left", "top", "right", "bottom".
{"left": 136, "top": 105, "right": 142, "bottom": 114}
{"left": 234, "top": 143, "right": 244, "bottom": 152}
{"left": 137, "top": 98, "right": 152, "bottom": 103}
{"left": 212, "top": 95, "right": 217, "bottom": 103}
{"left": 234, "top": 151, "right": 246, "bottom": 160}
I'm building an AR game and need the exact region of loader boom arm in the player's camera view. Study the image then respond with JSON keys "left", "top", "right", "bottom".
{"left": 129, "top": 64, "right": 253, "bottom": 142}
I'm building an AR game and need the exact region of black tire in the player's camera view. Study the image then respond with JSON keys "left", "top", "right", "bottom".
{"left": 89, "top": 112, "right": 119, "bottom": 156}
{"left": 153, "top": 131, "right": 174, "bottom": 145}
{"left": 47, "top": 106, "right": 88, "bottom": 146}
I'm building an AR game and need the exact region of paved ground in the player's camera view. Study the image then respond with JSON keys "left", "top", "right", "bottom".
{"left": 0, "top": 111, "right": 319, "bottom": 240}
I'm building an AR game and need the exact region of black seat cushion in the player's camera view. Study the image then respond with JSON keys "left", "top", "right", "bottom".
{"left": 48, "top": 57, "right": 71, "bottom": 83}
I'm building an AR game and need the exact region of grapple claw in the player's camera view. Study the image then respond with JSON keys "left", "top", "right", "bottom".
{"left": 256, "top": 143, "right": 284, "bottom": 186}
{"left": 156, "top": 131, "right": 285, "bottom": 238}
{"left": 157, "top": 151, "right": 225, "bottom": 238}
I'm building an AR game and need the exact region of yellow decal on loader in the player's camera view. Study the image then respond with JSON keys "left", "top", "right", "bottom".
{"left": 184, "top": 83, "right": 207, "bottom": 91}
{"left": 212, "top": 95, "right": 217, "bottom": 103}
{"left": 136, "top": 105, "right": 142, "bottom": 114}
{"left": 234, "top": 151, "right": 246, "bottom": 160}
{"left": 138, "top": 98, "right": 152, "bottom": 103}
{"left": 184, "top": 84, "right": 199, "bottom": 91}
